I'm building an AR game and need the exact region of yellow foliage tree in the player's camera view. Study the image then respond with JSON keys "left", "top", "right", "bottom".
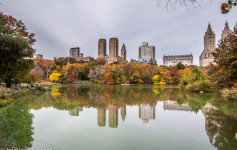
{"left": 49, "top": 73, "right": 61, "bottom": 82}
{"left": 153, "top": 75, "right": 166, "bottom": 85}
{"left": 152, "top": 75, "right": 161, "bottom": 85}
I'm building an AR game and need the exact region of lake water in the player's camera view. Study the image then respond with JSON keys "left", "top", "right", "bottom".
{"left": 0, "top": 85, "right": 237, "bottom": 150}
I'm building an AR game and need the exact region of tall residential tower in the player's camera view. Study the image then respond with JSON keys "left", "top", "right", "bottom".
{"left": 98, "top": 39, "right": 106, "bottom": 58}
{"left": 199, "top": 24, "right": 216, "bottom": 67}
{"left": 139, "top": 42, "right": 155, "bottom": 61}
{"left": 70, "top": 47, "right": 80, "bottom": 58}
{"left": 109, "top": 38, "right": 119, "bottom": 61}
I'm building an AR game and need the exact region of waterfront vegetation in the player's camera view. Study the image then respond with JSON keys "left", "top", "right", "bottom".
{"left": 0, "top": 11, "right": 237, "bottom": 106}
{"left": 0, "top": 85, "right": 237, "bottom": 149}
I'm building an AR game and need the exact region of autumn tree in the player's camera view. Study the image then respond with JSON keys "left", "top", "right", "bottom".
{"left": 25, "top": 66, "right": 44, "bottom": 83}
{"left": 0, "top": 12, "right": 35, "bottom": 87}
{"left": 72, "top": 63, "right": 89, "bottom": 81}
{"left": 54, "top": 57, "right": 77, "bottom": 67}
{"left": 221, "top": 0, "right": 237, "bottom": 14}
{"left": 169, "top": 67, "right": 180, "bottom": 84}
{"left": 49, "top": 73, "right": 61, "bottom": 82}
{"left": 156, "top": 0, "right": 236, "bottom": 14}
{"left": 88, "top": 58, "right": 107, "bottom": 67}
{"left": 208, "top": 23, "right": 237, "bottom": 89}
{"left": 0, "top": 12, "right": 36, "bottom": 45}
{"left": 62, "top": 63, "right": 75, "bottom": 82}
{"left": 35, "top": 59, "right": 56, "bottom": 79}
{"left": 152, "top": 75, "right": 161, "bottom": 84}
{"left": 105, "top": 70, "right": 115, "bottom": 85}
{"left": 88, "top": 65, "right": 105, "bottom": 83}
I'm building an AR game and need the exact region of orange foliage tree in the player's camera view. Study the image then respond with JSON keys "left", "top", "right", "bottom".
{"left": 35, "top": 59, "right": 56, "bottom": 79}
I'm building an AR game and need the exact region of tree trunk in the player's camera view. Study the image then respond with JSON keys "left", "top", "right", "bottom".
{"left": 5, "top": 79, "right": 12, "bottom": 88}
{"left": 46, "top": 71, "right": 49, "bottom": 79}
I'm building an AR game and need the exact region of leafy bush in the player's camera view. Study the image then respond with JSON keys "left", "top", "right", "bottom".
{"left": 0, "top": 97, "right": 13, "bottom": 107}
{"left": 179, "top": 67, "right": 213, "bottom": 92}
{"left": 186, "top": 81, "right": 213, "bottom": 93}
{"left": 221, "top": 88, "right": 237, "bottom": 101}
{"left": 30, "top": 85, "right": 46, "bottom": 93}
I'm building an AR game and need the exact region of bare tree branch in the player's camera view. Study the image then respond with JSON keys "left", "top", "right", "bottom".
{"left": 156, "top": 0, "right": 201, "bottom": 12}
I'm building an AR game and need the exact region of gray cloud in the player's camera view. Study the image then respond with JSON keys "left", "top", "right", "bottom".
{"left": 1, "top": 0, "right": 237, "bottom": 65}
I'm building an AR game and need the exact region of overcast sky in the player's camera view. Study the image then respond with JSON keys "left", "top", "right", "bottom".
{"left": 1, "top": 0, "right": 237, "bottom": 65}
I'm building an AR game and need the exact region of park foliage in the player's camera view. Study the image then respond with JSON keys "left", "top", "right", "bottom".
{"left": 0, "top": 11, "right": 237, "bottom": 103}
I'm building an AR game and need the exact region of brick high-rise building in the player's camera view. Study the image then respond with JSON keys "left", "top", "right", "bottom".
{"left": 98, "top": 39, "right": 106, "bottom": 58}
{"left": 109, "top": 38, "right": 119, "bottom": 61}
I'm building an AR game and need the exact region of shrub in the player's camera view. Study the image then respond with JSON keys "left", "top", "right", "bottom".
{"left": 30, "top": 85, "right": 46, "bottom": 93}
{"left": 221, "top": 89, "right": 237, "bottom": 101}
{"left": 0, "top": 97, "right": 13, "bottom": 107}
{"left": 143, "top": 80, "right": 152, "bottom": 84}
{"left": 186, "top": 81, "right": 213, "bottom": 93}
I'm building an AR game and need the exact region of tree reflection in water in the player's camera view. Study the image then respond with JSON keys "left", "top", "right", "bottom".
{"left": 0, "top": 85, "right": 237, "bottom": 149}
{"left": 0, "top": 100, "right": 34, "bottom": 149}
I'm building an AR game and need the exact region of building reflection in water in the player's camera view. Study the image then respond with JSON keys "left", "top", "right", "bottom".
{"left": 97, "top": 108, "right": 106, "bottom": 127}
{"left": 139, "top": 104, "right": 156, "bottom": 123}
{"left": 163, "top": 100, "right": 192, "bottom": 111}
{"left": 121, "top": 105, "right": 126, "bottom": 122}
{"left": 108, "top": 105, "right": 118, "bottom": 128}
{"left": 69, "top": 106, "right": 83, "bottom": 116}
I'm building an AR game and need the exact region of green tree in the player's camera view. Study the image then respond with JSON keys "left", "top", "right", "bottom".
{"left": 0, "top": 35, "right": 34, "bottom": 87}
{"left": 176, "top": 62, "right": 185, "bottom": 70}
{"left": 54, "top": 57, "right": 77, "bottom": 67}
{"left": 0, "top": 12, "right": 35, "bottom": 87}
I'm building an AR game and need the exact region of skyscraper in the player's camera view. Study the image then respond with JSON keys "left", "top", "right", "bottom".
{"left": 109, "top": 38, "right": 119, "bottom": 61}
{"left": 121, "top": 43, "right": 127, "bottom": 62}
{"left": 199, "top": 23, "right": 216, "bottom": 67}
{"left": 70, "top": 47, "right": 80, "bottom": 58}
{"left": 139, "top": 42, "right": 156, "bottom": 61}
{"left": 98, "top": 39, "right": 106, "bottom": 58}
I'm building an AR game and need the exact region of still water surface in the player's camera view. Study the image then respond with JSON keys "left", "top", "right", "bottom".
{"left": 0, "top": 85, "right": 237, "bottom": 150}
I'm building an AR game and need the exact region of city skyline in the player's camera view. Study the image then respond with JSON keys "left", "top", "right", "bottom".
{"left": 1, "top": 0, "right": 237, "bottom": 65}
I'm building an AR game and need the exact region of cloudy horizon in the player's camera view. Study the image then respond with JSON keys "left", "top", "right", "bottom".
{"left": 1, "top": 0, "right": 237, "bottom": 65}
